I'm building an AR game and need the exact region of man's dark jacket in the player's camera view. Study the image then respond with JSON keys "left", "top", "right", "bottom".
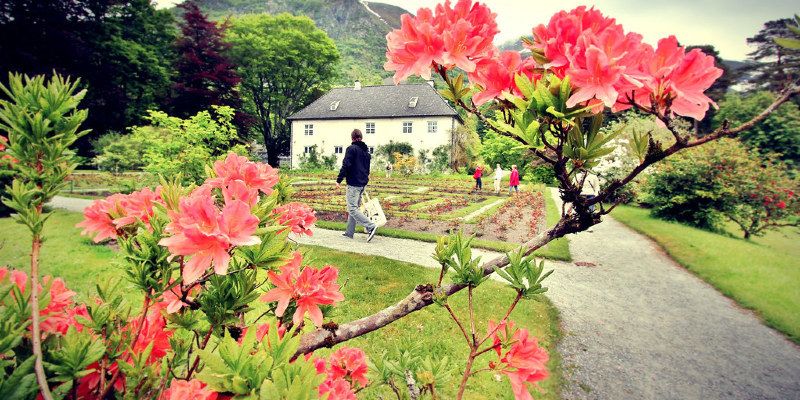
{"left": 336, "top": 140, "right": 371, "bottom": 187}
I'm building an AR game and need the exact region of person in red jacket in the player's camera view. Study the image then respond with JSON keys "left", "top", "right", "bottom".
{"left": 508, "top": 165, "right": 520, "bottom": 194}
{"left": 473, "top": 163, "right": 484, "bottom": 192}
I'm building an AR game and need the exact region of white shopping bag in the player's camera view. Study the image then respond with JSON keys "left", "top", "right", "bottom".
{"left": 359, "top": 190, "right": 387, "bottom": 228}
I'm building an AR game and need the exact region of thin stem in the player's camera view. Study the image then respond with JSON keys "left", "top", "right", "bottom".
{"left": 443, "top": 303, "right": 470, "bottom": 346}
{"left": 30, "top": 209, "right": 53, "bottom": 400}
{"left": 98, "top": 296, "right": 151, "bottom": 399}
{"left": 186, "top": 327, "right": 214, "bottom": 379}
{"left": 477, "top": 294, "right": 523, "bottom": 350}
{"left": 456, "top": 350, "right": 476, "bottom": 400}
{"left": 468, "top": 286, "right": 476, "bottom": 345}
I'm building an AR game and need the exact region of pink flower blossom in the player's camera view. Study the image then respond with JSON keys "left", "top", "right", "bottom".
{"left": 317, "top": 377, "right": 356, "bottom": 400}
{"left": 259, "top": 253, "right": 345, "bottom": 327}
{"left": 159, "top": 194, "right": 261, "bottom": 284}
{"left": 469, "top": 50, "right": 540, "bottom": 106}
{"left": 206, "top": 153, "right": 279, "bottom": 195}
{"left": 328, "top": 346, "right": 369, "bottom": 388}
{"left": 384, "top": 0, "right": 499, "bottom": 84}
{"left": 487, "top": 320, "right": 549, "bottom": 400}
{"left": 160, "top": 379, "right": 218, "bottom": 400}
{"left": 75, "top": 194, "right": 127, "bottom": 243}
{"left": 270, "top": 202, "right": 317, "bottom": 236}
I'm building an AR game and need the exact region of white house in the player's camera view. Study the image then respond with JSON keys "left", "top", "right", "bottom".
{"left": 287, "top": 81, "right": 463, "bottom": 169}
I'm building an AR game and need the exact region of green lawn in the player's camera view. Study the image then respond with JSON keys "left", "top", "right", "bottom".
{"left": 0, "top": 210, "right": 563, "bottom": 399}
{"left": 612, "top": 205, "right": 800, "bottom": 344}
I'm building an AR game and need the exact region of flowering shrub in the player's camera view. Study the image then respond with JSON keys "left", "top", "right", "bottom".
{"left": 644, "top": 138, "right": 799, "bottom": 237}
{"left": 3, "top": 0, "right": 798, "bottom": 399}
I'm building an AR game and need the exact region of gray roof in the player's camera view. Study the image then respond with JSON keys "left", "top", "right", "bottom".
{"left": 288, "top": 83, "right": 462, "bottom": 122}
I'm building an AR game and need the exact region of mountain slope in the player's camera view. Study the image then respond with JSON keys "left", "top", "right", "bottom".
{"left": 195, "top": 0, "right": 409, "bottom": 85}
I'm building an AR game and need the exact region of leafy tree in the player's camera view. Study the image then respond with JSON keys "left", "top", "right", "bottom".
{"left": 431, "top": 144, "right": 450, "bottom": 174}
{"left": 0, "top": 0, "right": 177, "bottom": 156}
{"left": 228, "top": 13, "right": 340, "bottom": 166}
{"left": 478, "top": 131, "right": 531, "bottom": 172}
{"left": 743, "top": 18, "right": 800, "bottom": 91}
{"left": 713, "top": 91, "right": 800, "bottom": 170}
{"left": 170, "top": 1, "right": 246, "bottom": 133}
{"left": 91, "top": 133, "right": 147, "bottom": 173}
{"left": 376, "top": 141, "right": 413, "bottom": 163}
{"left": 130, "top": 106, "right": 248, "bottom": 184}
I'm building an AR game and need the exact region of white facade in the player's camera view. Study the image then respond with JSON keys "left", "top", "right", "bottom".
{"left": 290, "top": 116, "right": 458, "bottom": 169}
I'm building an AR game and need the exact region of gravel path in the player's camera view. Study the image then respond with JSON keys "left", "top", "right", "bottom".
{"left": 49, "top": 194, "right": 800, "bottom": 399}
{"left": 545, "top": 188, "right": 800, "bottom": 399}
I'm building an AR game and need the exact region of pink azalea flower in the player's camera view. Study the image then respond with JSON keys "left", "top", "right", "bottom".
{"left": 75, "top": 194, "right": 127, "bottom": 243}
{"left": 160, "top": 195, "right": 261, "bottom": 284}
{"left": 469, "top": 50, "right": 540, "bottom": 105}
{"left": 270, "top": 202, "right": 317, "bottom": 236}
{"left": 328, "top": 346, "right": 369, "bottom": 388}
{"left": 127, "top": 304, "right": 173, "bottom": 365}
{"left": 384, "top": 9, "right": 446, "bottom": 84}
{"left": 385, "top": 0, "right": 499, "bottom": 84}
{"left": 222, "top": 179, "right": 259, "bottom": 207}
{"left": 259, "top": 254, "right": 345, "bottom": 327}
{"left": 111, "top": 187, "right": 163, "bottom": 229}
{"left": 160, "top": 379, "right": 218, "bottom": 400}
{"left": 317, "top": 377, "right": 356, "bottom": 400}
{"left": 487, "top": 320, "right": 549, "bottom": 400}
{"left": 206, "top": 153, "right": 279, "bottom": 195}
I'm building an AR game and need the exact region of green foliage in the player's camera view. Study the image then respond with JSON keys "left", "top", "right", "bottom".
{"left": 131, "top": 106, "right": 247, "bottom": 184}
{"left": 91, "top": 132, "right": 147, "bottom": 172}
{"left": 228, "top": 13, "right": 340, "bottom": 166}
{"left": 0, "top": 73, "right": 88, "bottom": 234}
{"left": 713, "top": 91, "right": 800, "bottom": 170}
{"left": 431, "top": 144, "right": 451, "bottom": 174}
{"left": 297, "top": 145, "right": 337, "bottom": 171}
{"left": 527, "top": 165, "right": 556, "bottom": 185}
{"left": 377, "top": 141, "right": 414, "bottom": 163}
{"left": 643, "top": 138, "right": 799, "bottom": 236}
{"left": 478, "top": 131, "right": 530, "bottom": 172}
{"left": 743, "top": 17, "right": 800, "bottom": 91}
{"left": 494, "top": 247, "right": 552, "bottom": 299}
{"left": 370, "top": 342, "right": 455, "bottom": 398}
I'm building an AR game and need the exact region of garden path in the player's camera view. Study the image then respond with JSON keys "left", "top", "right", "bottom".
{"left": 48, "top": 194, "right": 800, "bottom": 399}
{"left": 544, "top": 188, "right": 800, "bottom": 399}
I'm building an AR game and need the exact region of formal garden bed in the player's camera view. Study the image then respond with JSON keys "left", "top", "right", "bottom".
{"left": 288, "top": 172, "right": 548, "bottom": 244}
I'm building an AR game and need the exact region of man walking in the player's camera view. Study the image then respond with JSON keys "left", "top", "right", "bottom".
{"left": 336, "top": 129, "right": 377, "bottom": 242}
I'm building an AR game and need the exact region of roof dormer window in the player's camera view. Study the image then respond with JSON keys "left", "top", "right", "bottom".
{"left": 408, "top": 96, "right": 418, "bottom": 108}
{"left": 330, "top": 101, "right": 340, "bottom": 111}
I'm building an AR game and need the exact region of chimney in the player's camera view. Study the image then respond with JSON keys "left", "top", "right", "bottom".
{"left": 354, "top": 80, "right": 361, "bottom": 90}
{"left": 427, "top": 79, "right": 435, "bottom": 88}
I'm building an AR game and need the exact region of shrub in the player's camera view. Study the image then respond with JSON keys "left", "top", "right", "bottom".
{"left": 376, "top": 140, "right": 413, "bottom": 163}
{"left": 527, "top": 165, "right": 556, "bottom": 184}
{"left": 92, "top": 133, "right": 147, "bottom": 172}
{"left": 131, "top": 106, "right": 248, "bottom": 184}
{"left": 643, "top": 138, "right": 799, "bottom": 236}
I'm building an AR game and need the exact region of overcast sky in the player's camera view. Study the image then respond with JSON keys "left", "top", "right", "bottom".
{"left": 154, "top": 0, "right": 799, "bottom": 61}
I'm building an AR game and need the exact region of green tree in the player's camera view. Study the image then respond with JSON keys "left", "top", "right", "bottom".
{"left": 713, "top": 91, "right": 800, "bottom": 170}
{"left": 228, "top": 13, "right": 340, "bottom": 166}
{"left": 478, "top": 131, "right": 531, "bottom": 171}
{"left": 131, "top": 106, "right": 248, "bottom": 184}
{"left": 742, "top": 18, "right": 800, "bottom": 91}
{"left": 91, "top": 133, "right": 147, "bottom": 173}
{"left": 0, "top": 0, "right": 176, "bottom": 157}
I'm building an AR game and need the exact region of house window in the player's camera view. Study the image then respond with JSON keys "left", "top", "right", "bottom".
{"left": 369, "top": 147, "right": 374, "bottom": 154}
{"left": 427, "top": 121, "right": 438, "bottom": 133}
{"left": 365, "top": 122, "right": 375, "bottom": 134}
{"left": 403, "top": 121, "right": 413, "bottom": 133}
{"left": 304, "top": 146, "right": 314, "bottom": 154}
{"left": 304, "top": 124, "right": 313, "bottom": 135}
{"left": 334, "top": 146, "right": 343, "bottom": 154}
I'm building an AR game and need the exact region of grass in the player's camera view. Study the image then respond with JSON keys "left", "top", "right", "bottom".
{"left": 0, "top": 211, "right": 564, "bottom": 399}
{"left": 541, "top": 190, "right": 571, "bottom": 262}
{"left": 611, "top": 205, "right": 800, "bottom": 344}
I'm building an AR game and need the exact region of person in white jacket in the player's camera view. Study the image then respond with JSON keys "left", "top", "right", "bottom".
{"left": 493, "top": 163, "right": 504, "bottom": 194}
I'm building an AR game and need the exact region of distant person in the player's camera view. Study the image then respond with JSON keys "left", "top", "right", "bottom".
{"left": 336, "top": 129, "right": 377, "bottom": 242}
{"left": 493, "top": 163, "right": 504, "bottom": 194}
{"left": 509, "top": 165, "right": 520, "bottom": 193}
{"left": 385, "top": 160, "right": 393, "bottom": 178}
{"left": 473, "top": 163, "right": 484, "bottom": 192}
